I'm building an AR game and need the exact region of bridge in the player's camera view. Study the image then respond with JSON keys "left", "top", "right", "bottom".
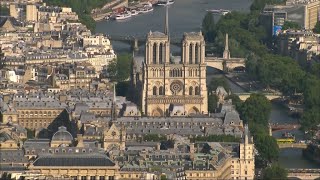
{"left": 278, "top": 143, "right": 307, "bottom": 149}
{"left": 287, "top": 168, "right": 320, "bottom": 179}
{"left": 234, "top": 92, "right": 283, "bottom": 101}
{"left": 108, "top": 34, "right": 246, "bottom": 72}
{"left": 270, "top": 123, "right": 301, "bottom": 132}
{"left": 108, "top": 35, "right": 182, "bottom": 50}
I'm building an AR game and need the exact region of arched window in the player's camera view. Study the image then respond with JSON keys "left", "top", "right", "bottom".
{"left": 159, "top": 43, "right": 163, "bottom": 64}
{"left": 189, "top": 44, "right": 193, "bottom": 64}
{"left": 153, "top": 43, "right": 157, "bottom": 64}
{"left": 189, "top": 86, "right": 193, "bottom": 95}
{"left": 153, "top": 86, "right": 157, "bottom": 95}
{"left": 159, "top": 86, "right": 164, "bottom": 95}
{"left": 195, "top": 44, "right": 199, "bottom": 64}
{"left": 195, "top": 86, "right": 200, "bottom": 95}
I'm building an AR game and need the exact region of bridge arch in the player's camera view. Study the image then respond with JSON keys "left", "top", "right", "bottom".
{"left": 232, "top": 66, "right": 246, "bottom": 72}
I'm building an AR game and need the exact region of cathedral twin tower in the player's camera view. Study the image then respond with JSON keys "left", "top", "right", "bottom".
{"left": 133, "top": 7, "right": 208, "bottom": 116}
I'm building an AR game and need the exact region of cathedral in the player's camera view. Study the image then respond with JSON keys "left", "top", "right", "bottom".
{"left": 132, "top": 7, "right": 208, "bottom": 117}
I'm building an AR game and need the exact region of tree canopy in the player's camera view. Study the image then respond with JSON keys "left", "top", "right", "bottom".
{"left": 0, "top": 6, "right": 9, "bottom": 16}
{"left": 313, "top": 21, "right": 320, "bottom": 34}
{"left": 107, "top": 54, "right": 132, "bottom": 82}
{"left": 202, "top": 12, "right": 215, "bottom": 42}
{"left": 282, "top": 21, "right": 300, "bottom": 30}
{"left": 263, "top": 164, "right": 288, "bottom": 180}
{"left": 240, "top": 93, "right": 271, "bottom": 126}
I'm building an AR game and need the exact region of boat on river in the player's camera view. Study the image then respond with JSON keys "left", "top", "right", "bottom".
{"left": 156, "top": 0, "right": 174, "bottom": 6}
{"left": 207, "top": 9, "right": 230, "bottom": 15}
{"left": 115, "top": 11, "right": 132, "bottom": 20}
{"left": 131, "top": 9, "right": 139, "bottom": 16}
{"left": 139, "top": 7, "right": 153, "bottom": 13}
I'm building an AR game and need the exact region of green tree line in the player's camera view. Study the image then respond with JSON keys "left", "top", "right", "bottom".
{"left": 202, "top": 0, "right": 320, "bottom": 132}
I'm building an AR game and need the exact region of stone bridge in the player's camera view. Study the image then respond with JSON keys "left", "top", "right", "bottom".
{"left": 234, "top": 92, "right": 283, "bottom": 101}
{"left": 287, "top": 169, "right": 320, "bottom": 179}
{"left": 108, "top": 35, "right": 182, "bottom": 50}
{"left": 108, "top": 34, "right": 246, "bottom": 71}
{"left": 278, "top": 143, "right": 307, "bottom": 149}
{"left": 205, "top": 56, "right": 245, "bottom": 72}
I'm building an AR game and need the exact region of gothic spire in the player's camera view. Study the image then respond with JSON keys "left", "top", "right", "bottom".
{"left": 164, "top": 5, "right": 169, "bottom": 36}
{"left": 225, "top": 33, "right": 229, "bottom": 51}
{"left": 223, "top": 33, "right": 230, "bottom": 59}
{"left": 111, "top": 84, "right": 117, "bottom": 122}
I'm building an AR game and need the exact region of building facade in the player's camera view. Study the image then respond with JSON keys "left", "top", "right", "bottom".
{"left": 135, "top": 8, "right": 207, "bottom": 116}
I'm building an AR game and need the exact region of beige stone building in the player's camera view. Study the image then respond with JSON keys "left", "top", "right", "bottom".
{"left": 26, "top": 4, "right": 38, "bottom": 22}
{"left": 24, "top": 126, "right": 121, "bottom": 179}
{"left": 134, "top": 9, "right": 207, "bottom": 116}
{"left": 0, "top": 94, "right": 68, "bottom": 130}
{"left": 304, "top": 0, "right": 320, "bottom": 30}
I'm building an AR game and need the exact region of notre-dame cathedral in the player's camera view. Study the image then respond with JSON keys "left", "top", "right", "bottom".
{"left": 131, "top": 7, "right": 208, "bottom": 117}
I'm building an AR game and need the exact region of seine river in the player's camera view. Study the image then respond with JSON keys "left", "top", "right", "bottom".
{"left": 96, "top": 0, "right": 320, "bottom": 169}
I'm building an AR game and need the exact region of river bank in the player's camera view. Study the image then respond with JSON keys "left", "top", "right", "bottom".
{"left": 92, "top": 0, "right": 158, "bottom": 21}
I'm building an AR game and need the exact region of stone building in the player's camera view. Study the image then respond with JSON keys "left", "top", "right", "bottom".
{"left": 132, "top": 7, "right": 207, "bottom": 116}
{"left": 0, "top": 93, "right": 68, "bottom": 130}
{"left": 23, "top": 126, "right": 120, "bottom": 179}
{"left": 113, "top": 126, "right": 254, "bottom": 180}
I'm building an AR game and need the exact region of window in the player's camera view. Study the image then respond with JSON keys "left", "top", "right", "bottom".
{"left": 189, "top": 86, "right": 193, "bottom": 95}
{"left": 159, "top": 43, "right": 163, "bottom": 64}
{"left": 245, "top": 171, "right": 247, "bottom": 175}
{"left": 195, "top": 44, "right": 199, "bottom": 64}
{"left": 153, "top": 86, "right": 157, "bottom": 95}
{"left": 195, "top": 86, "right": 200, "bottom": 95}
{"left": 189, "top": 45, "right": 193, "bottom": 64}
{"left": 159, "top": 86, "right": 164, "bottom": 95}
{"left": 153, "top": 43, "right": 157, "bottom": 64}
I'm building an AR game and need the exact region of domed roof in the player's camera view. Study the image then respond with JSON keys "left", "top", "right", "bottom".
{"left": 52, "top": 126, "right": 73, "bottom": 141}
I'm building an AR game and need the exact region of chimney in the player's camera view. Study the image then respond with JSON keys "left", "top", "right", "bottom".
{"left": 156, "top": 143, "right": 161, "bottom": 150}
{"left": 59, "top": 94, "right": 67, "bottom": 102}
{"left": 3, "top": 95, "right": 11, "bottom": 103}
{"left": 76, "top": 134, "right": 84, "bottom": 147}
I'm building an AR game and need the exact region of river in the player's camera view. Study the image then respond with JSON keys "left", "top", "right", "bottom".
{"left": 96, "top": 0, "right": 251, "bottom": 53}
{"left": 96, "top": 0, "right": 319, "bottom": 169}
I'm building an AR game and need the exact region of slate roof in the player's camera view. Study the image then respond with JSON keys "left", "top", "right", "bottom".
{"left": 33, "top": 153, "right": 115, "bottom": 166}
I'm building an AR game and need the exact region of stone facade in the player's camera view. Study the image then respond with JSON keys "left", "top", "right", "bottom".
{"left": 136, "top": 30, "right": 208, "bottom": 116}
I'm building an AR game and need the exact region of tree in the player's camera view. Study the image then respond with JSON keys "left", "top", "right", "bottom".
{"left": 116, "top": 81, "right": 130, "bottom": 96}
{"left": 0, "top": 6, "right": 9, "bottom": 16}
{"left": 160, "top": 175, "right": 167, "bottom": 180}
{"left": 263, "top": 164, "right": 288, "bottom": 180}
{"left": 107, "top": 54, "right": 132, "bottom": 82}
{"left": 300, "top": 107, "right": 320, "bottom": 131}
{"left": 255, "top": 135, "right": 279, "bottom": 162}
{"left": 208, "top": 94, "right": 218, "bottom": 113}
{"left": 207, "top": 77, "right": 230, "bottom": 92}
{"left": 313, "top": 21, "right": 320, "bottom": 34}
{"left": 202, "top": 12, "right": 215, "bottom": 42}
{"left": 282, "top": 21, "right": 300, "bottom": 30}
{"left": 240, "top": 93, "right": 271, "bottom": 126}
{"left": 143, "top": 134, "right": 166, "bottom": 142}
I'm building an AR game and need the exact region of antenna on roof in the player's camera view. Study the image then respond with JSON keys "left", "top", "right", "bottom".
{"left": 164, "top": 5, "right": 169, "bottom": 36}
